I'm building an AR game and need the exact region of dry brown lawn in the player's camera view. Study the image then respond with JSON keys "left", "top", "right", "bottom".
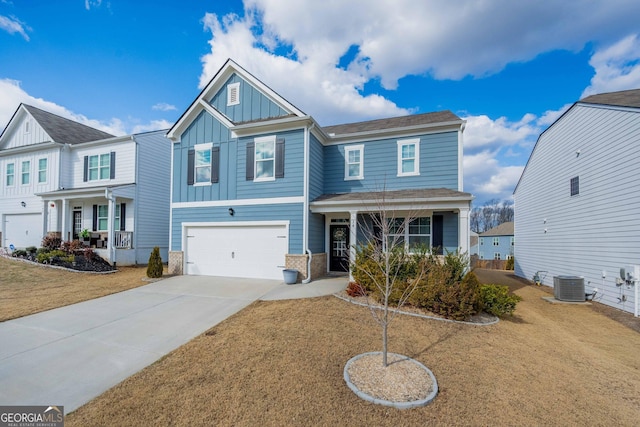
{"left": 65, "top": 270, "right": 640, "bottom": 426}
{"left": 0, "top": 256, "right": 152, "bottom": 321}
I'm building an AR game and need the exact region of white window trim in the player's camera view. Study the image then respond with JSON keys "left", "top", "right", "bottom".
{"left": 227, "top": 82, "right": 240, "bottom": 106}
{"left": 254, "top": 135, "right": 276, "bottom": 182}
{"left": 97, "top": 204, "right": 121, "bottom": 231}
{"left": 344, "top": 144, "right": 364, "bottom": 180}
{"left": 21, "top": 160, "right": 30, "bottom": 185}
{"left": 397, "top": 138, "right": 420, "bottom": 177}
{"left": 6, "top": 163, "right": 15, "bottom": 186}
{"left": 494, "top": 252, "right": 501, "bottom": 260}
{"left": 38, "top": 158, "right": 47, "bottom": 184}
{"left": 493, "top": 237, "right": 499, "bottom": 246}
{"left": 88, "top": 153, "right": 111, "bottom": 182}
{"left": 194, "top": 143, "right": 213, "bottom": 187}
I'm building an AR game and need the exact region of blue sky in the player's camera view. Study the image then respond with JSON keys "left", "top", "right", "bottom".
{"left": 2, "top": 0, "right": 640, "bottom": 207}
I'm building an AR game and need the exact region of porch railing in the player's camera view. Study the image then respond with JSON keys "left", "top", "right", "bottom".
{"left": 113, "top": 231, "right": 133, "bottom": 249}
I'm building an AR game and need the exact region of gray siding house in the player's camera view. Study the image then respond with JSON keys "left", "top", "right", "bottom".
{"left": 167, "top": 59, "right": 472, "bottom": 281}
{"left": 0, "top": 104, "right": 172, "bottom": 265}
{"left": 514, "top": 89, "right": 640, "bottom": 316}
{"left": 478, "top": 221, "right": 514, "bottom": 262}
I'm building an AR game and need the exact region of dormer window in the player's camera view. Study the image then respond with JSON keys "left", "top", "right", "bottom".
{"left": 227, "top": 82, "right": 240, "bottom": 106}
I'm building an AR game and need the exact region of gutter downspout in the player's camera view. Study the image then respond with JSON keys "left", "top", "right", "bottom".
{"left": 302, "top": 123, "right": 315, "bottom": 284}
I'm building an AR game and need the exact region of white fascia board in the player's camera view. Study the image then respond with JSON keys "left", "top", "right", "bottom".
{"left": 309, "top": 197, "right": 472, "bottom": 214}
{"left": 183, "top": 220, "right": 290, "bottom": 228}
{"left": 68, "top": 135, "right": 134, "bottom": 149}
{"left": 172, "top": 196, "right": 305, "bottom": 209}
{"left": 322, "top": 120, "right": 465, "bottom": 146}
{"left": 36, "top": 183, "right": 136, "bottom": 198}
{"left": 230, "top": 116, "right": 313, "bottom": 137}
{"left": 0, "top": 141, "right": 60, "bottom": 156}
{"left": 199, "top": 100, "right": 234, "bottom": 128}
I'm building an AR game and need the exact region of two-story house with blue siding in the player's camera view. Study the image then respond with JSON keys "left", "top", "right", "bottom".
{"left": 0, "top": 104, "right": 172, "bottom": 265}
{"left": 167, "top": 59, "right": 472, "bottom": 281}
{"left": 478, "top": 221, "right": 514, "bottom": 263}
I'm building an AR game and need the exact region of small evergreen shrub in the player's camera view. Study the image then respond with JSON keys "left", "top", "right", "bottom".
{"left": 480, "top": 284, "right": 522, "bottom": 317}
{"left": 37, "top": 249, "right": 74, "bottom": 264}
{"left": 146, "top": 246, "right": 163, "bottom": 278}
{"left": 505, "top": 257, "right": 514, "bottom": 270}
{"left": 26, "top": 246, "right": 37, "bottom": 254}
{"left": 12, "top": 249, "right": 28, "bottom": 258}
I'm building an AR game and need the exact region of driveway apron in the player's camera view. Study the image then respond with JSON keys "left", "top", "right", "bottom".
{"left": 0, "top": 275, "right": 281, "bottom": 413}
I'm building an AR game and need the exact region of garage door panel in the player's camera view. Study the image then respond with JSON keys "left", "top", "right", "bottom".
{"left": 5, "top": 214, "right": 42, "bottom": 249}
{"left": 185, "top": 224, "right": 288, "bottom": 280}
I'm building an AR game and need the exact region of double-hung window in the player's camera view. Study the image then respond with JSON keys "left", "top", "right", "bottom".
{"left": 21, "top": 161, "right": 30, "bottom": 185}
{"left": 344, "top": 145, "right": 364, "bottom": 180}
{"left": 493, "top": 237, "right": 499, "bottom": 246}
{"left": 88, "top": 154, "right": 111, "bottom": 181}
{"left": 97, "top": 204, "right": 121, "bottom": 231}
{"left": 397, "top": 138, "right": 420, "bottom": 176}
{"left": 38, "top": 158, "right": 47, "bottom": 183}
{"left": 6, "top": 163, "right": 14, "bottom": 186}
{"left": 194, "top": 143, "right": 212, "bottom": 184}
{"left": 255, "top": 136, "right": 275, "bottom": 181}
{"left": 386, "top": 217, "right": 431, "bottom": 252}
{"left": 494, "top": 252, "right": 501, "bottom": 260}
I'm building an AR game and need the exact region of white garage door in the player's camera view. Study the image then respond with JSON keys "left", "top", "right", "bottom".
{"left": 4, "top": 213, "right": 43, "bottom": 249}
{"left": 184, "top": 222, "right": 288, "bottom": 280}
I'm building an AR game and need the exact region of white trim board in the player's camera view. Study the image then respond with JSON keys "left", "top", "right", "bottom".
{"left": 171, "top": 196, "right": 305, "bottom": 209}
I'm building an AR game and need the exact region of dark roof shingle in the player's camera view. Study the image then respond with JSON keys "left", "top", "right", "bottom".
{"left": 312, "top": 188, "right": 472, "bottom": 203}
{"left": 580, "top": 89, "right": 640, "bottom": 109}
{"left": 322, "top": 110, "right": 461, "bottom": 136}
{"left": 23, "top": 104, "right": 114, "bottom": 144}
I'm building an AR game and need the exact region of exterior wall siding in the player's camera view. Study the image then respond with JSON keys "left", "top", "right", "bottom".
{"left": 514, "top": 105, "right": 640, "bottom": 314}
{"left": 171, "top": 202, "right": 305, "bottom": 254}
{"left": 66, "top": 140, "right": 136, "bottom": 189}
{"left": 441, "top": 211, "right": 459, "bottom": 254}
{"left": 478, "top": 235, "right": 513, "bottom": 260}
{"left": 132, "top": 131, "right": 171, "bottom": 263}
{"left": 309, "top": 133, "right": 324, "bottom": 201}
{"left": 208, "top": 74, "right": 289, "bottom": 123}
{"left": 323, "top": 131, "right": 459, "bottom": 194}
{"left": 3, "top": 114, "right": 51, "bottom": 149}
{"left": 308, "top": 212, "right": 325, "bottom": 253}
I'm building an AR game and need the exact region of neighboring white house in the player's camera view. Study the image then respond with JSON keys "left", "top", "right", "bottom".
{"left": 0, "top": 104, "right": 172, "bottom": 265}
{"left": 514, "top": 89, "right": 640, "bottom": 316}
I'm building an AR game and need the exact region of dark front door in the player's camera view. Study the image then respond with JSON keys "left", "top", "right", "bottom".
{"left": 432, "top": 215, "right": 443, "bottom": 255}
{"left": 330, "top": 224, "right": 350, "bottom": 272}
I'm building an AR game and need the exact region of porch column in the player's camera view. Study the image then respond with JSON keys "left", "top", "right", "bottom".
{"left": 107, "top": 195, "right": 116, "bottom": 264}
{"left": 458, "top": 207, "right": 470, "bottom": 257}
{"left": 349, "top": 210, "right": 358, "bottom": 281}
{"left": 61, "top": 199, "right": 69, "bottom": 241}
{"left": 41, "top": 200, "right": 49, "bottom": 238}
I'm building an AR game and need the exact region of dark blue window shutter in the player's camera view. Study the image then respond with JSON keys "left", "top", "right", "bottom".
{"left": 83, "top": 156, "right": 88, "bottom": 182}
{"left": 110, "top": 152, "right": 116, "bottom": 179}
{"left": 275, "top": 138, "right": 285, "bottom": 178}
{"left": 120, "top": 203, "right": 126, "bottom": 231}
{"left": 187, "top": 149, "right": 195, "bottom": 185}
{"left": 211, "top": 147, "right": 220, "bottom": 183}
{"left": 92, "top": 205, "right": 98, "bottom": 231}
{"left": 246, "top": 142, "right": 254, "bottom": 180}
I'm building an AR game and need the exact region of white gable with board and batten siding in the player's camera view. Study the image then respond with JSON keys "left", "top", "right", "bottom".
{"left": 514, "top": 88, "right": 640, "bottom": 317}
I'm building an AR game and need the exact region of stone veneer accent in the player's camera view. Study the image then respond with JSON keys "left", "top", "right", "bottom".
{"left": 285, "top": 253, "right": 328, "bottom": 282}
{"left": 168, "top": 251, "right": 184, "bottom": 275}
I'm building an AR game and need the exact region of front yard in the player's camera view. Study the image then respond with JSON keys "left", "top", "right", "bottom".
{"left": 1, "top": 257, "right": 638, "bottom": 425}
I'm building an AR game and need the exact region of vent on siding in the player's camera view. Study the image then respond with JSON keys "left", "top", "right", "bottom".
{"left": 553, "top": 276, "right": 585, "bottom": 302}
{"left": 227, "top": 82, "right": 240, "bottom": 106}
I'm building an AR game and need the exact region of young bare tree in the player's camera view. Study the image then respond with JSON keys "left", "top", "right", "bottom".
{"left": 351, "top": 193, "right": 429, "bottom": 367}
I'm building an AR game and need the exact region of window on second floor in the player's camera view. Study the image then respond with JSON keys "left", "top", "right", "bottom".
{"left": 510, "top": 236, "right": 515, "bottom": 246}
{"left": 344, "top": 145, "right": 364, "bottom": 180}
{"left": 6, "top": 163, "right": 14, "bottom": 186}
{"left": 255, "top": 137, "right": 275, "bottom": 181}
{"left": 397, "top": 138, "right": 420, "bottom": 176}
{"left": 84, "top": 152, "right": 115, "bottom": 182}
{"left": 493, "top": 237, "right": 499, "bottom": 246}
{"left": 479, "top": 237, "right": 484, "bottom": 246}
{"left": 38, "top": 158, "right": 47, "bottom": 184}
{"left": 21, "top": 160, "right": 30, "bottom": 185}
{"left": 195, "top": 144, "right": 212, "bottom": 184}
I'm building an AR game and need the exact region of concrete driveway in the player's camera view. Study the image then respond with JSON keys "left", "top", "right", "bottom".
{"left": 0, "top": 275, "right": 345, "bottom": 413}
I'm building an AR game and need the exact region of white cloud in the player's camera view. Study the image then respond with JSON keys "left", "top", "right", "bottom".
{"left": 462, "top": 114, "right": 539, "bottom": 152}
{"left": 85, "top": 0, "right": 102, "bottom": 11}
{"left": 581, "top": 33, "right": 640, "bottom": 98}
{"left": 0, "top": 79, "right": 168, "bottom": 137}
{"left": 0, "top": 14, "right": 30, "bottom": 41}
{"left": 152, "top": 103, "right": 177, "bottom": 112}
{"left": 463, "top": 150, "right": 523, "bottom": 204}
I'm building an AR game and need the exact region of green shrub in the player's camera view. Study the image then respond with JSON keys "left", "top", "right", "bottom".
{"left": 146, "top": 246, "right": 163, "bottom": 278}
{"left": 505, "top": 257, "right": 514, "bottom": 270}
{"left": 480, "top": 284, "right": 522, "bottom": 317}
{"left": 26, "top": 246, "right": 37, "bottom": 254}
{"left": 411, "top": 269, "right": 482, "bottom": 321}
{"left": 37, "top": 249, "right": 74, "bottom": 264}
{"left": 12, "top": 249, "right": 28, "bottom": 258}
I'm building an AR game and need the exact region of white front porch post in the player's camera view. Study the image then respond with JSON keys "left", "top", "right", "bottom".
{"left": 41, "top": 200, "right": 49, "bottom": 239}
{"left": 107, "top": 195, "right": 116, "bottom": 264}
{"left": 349, "top": 210, "right": 358, "bottom": 281}
{"left": 458, "top": 207, "right": 470, "bottom": 258}
{"left": 61, "top": 199, "right": 69, "bottom": 241}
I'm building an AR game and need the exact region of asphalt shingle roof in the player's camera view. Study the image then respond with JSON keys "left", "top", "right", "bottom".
{"left": 580, "top": 89, "right": 640, "bottom": 109}
{"left": 479, "top": 221, "right": 514, "bottom": 237}
{"left": 322, "top": 110, "right": 461, "bottom": 136}
{"left": 312, "top": 188, "right": 472, "bottom": 203}
{"left": 23, "top": 104, "right": 114, "bottom": 144}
